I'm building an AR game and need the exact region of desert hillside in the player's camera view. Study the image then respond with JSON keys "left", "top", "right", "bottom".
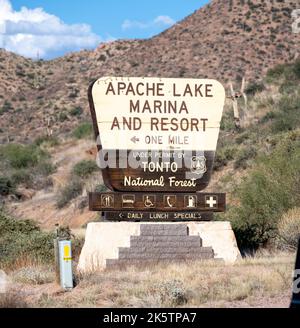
{"left": 0, "top": 0, "right": 299, "bottom": 143}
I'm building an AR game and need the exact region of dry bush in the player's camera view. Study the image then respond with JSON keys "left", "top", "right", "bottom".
{"left": 12, "top": 266, "right": 54, "bottom": 285}
{"left": 276, "top": 208, "right": 300, "bottom": 251}
{"left": 153, "top": 279, "right": 187, "bottom": 306}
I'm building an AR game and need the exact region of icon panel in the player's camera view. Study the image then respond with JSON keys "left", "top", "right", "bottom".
{"left": 122, "top": 194, "right": 135, "bottom": 208}
{"left": 205, "top": 195, "right": 218, "bottom": 209}
{"left": 143, "top": 195, "right": 156, "bottom": 208}
{"left": 164, "top": 195, "right": 177, "bottom": 208}
{"left": 101, "top": 194, "right": 114, "bottom": 208}
{"left": 184, "top": 195, "right": 197, "bottom": 208}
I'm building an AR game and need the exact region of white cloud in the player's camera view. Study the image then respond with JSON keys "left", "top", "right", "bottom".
{"left": 122, "top": 15, "right": 175, "bottom": 31}
{"left": 153, "top": 16, "right": 175, "bottom": 26}
{"left": 0, "top": 0, "right": 101, "bottom": 58}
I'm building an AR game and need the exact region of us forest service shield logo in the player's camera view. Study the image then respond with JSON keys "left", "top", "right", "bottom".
{"left": 190, "top": 156, "right": 207, "bottom": 177}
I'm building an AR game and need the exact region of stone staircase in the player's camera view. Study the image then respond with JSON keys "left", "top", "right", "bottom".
{"left": 106, "top": 224, "right": 215, "bottom": 268}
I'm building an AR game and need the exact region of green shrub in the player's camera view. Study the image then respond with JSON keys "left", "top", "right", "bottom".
{"left": 27, "top": 73, "right": 35, "bottom": 80}
{"left": 271, "top": 113, "right": 297, "bottom": 133}
{"left": 220, "top": 111, "right": 235, "bottom": 131}
{"left": 0, "top": 144, "right": 46, "bottom": 169}
{"left": 269, "top": 94, "right": 300, "bottom": 133}
{"left": 266, "top": 63, "right": 287, "bottom": 82}
{"left": 35, "top": 161, "right": 56, "bottom": 176}
{"left": 0, "top": 210, "right": 39, "bottom": 235}
{"left": 260, "top": 111, "right": 276, "bottom": 124}
{"left": 34, "top": 136, "right": 60, "bottom": 147}
{"left": 277, "top": 95, "right": 299, "bottom": 112}
{"left": 58, "top": 112, "right": 68, "bottom": 122}
{"left": 0, "top": 143, "right": 55, "bottom": 191}
{"left": 245, "top": 82, "right": 265, "bottom": 95}
{"left": 293, "top": 59, "right": 300, "bottom": 79}
{"left": 270, "top": 112, "right": 299, "bottom": 133}
{"left": 279, "top": 80, "right": 297, "bottom": 94}
{"left": 70, "top": 107, "right": 83, "bottom": 117}
{"left": 56, "top": 178, "right": 83, "bottom": 208}
{"left": 0, "top": 209, "right": 83, "bottom": 269}
{"left": 234, "top": 147, "right": 257, "bottom": 169}
{"left": 235, "top": 132, "right": 251, "bottom": 145}
{"left": 72, "top": 160, "right": 98, "bottom": 178}
{"left": 10, "top": 169, "right": 31, "bottom": 186}
{"left": 257, "top": 96, "right": 275, "bottom": 110}
{"left": 0, "top": 210, "right": 55, "bottom": 268}
{"left": 214, "top": 146, "right": 237, "bottom": 171}
{"left": 266, "top": 59, "right": 300, "bottom": 85}
{"left": 276, "top": 208, "right": 300, "bottom": 251}
{"left": 0, "top": 100, "right": 13, "bottom": 115}
{"left": 94, "top": 184, "right": 108, "bottom": 192}
{"left": 69, "top": 89, "right": 79, "bottom": 98}
{"left": 229, "top": 132, "right": 300, "bottom": 250}
{"left": 0, "top": 177, "right": 15, "bottom": 196}
{"left": 72, "top": 123, "right": 93, "bottom": 139}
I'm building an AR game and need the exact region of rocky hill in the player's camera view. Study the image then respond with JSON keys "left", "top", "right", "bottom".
{"left": 0, "top": 0, "right": 299, "bottom": 144}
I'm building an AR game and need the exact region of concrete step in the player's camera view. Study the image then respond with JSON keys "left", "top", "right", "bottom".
{"left": 106, "top": 255, "right": 215, "bottom": 267}
{"left": 119, "top": 246, "right": 213, "bottom": 255}
{"left": 130, "top": 241, "right": 202, "bottom": 248}
{"left": 118, "top": 252, "right": 214, "bottom": 260}
{"left": 140, "top": 224, "right": 188, "bottom": 236}
{"left": 131, "top": 235, "right": 202, "bottom": 244}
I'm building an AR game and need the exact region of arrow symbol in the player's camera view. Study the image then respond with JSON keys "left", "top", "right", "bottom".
{"left": 131, "top": 136, "right": 140, "bottom": 144}
{"left": 119, "top": 213, "right": 125, "bottom": 219}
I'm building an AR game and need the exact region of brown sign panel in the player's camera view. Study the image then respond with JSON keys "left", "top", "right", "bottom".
{"left": 88, "top": 77, "right": 225, "bottom": 192}
{"left": 104, "top": 211, "right": 213, "bottom": 222}
{"left": 89, "top": 192, "right": 226, "bottom": 212}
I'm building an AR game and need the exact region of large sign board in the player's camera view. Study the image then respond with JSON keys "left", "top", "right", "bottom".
{"left": 89, "top": 77, "right": 225, "bottom": 192}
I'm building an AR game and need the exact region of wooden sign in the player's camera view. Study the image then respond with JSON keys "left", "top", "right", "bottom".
{"left": 89, "top": 77, "right": 225, "bottom": 192}
{"left": 89, "top": 192, "right": 225, "bottom": 212}
{"left": 104, "top": 211, "right": 213, "bottom": 222}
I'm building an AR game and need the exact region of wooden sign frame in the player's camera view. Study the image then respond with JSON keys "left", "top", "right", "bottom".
{"left": 88, "top": 77, "right": 226, "bottom": 193}
{"left": 89, "top": 192, "right": 225, "bottom": 212}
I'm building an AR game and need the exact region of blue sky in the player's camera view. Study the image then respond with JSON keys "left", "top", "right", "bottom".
{"left": 0, "top": 0, "right": 209, "bottom": 59}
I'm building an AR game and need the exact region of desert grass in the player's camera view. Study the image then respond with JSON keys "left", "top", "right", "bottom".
{"left": 0, "top": 291, "right": 28, "bottom": 308}
{"left": 5, "top": 251, "right": 294, "bottom": 308}
{"left": 12, "top": 266, "right": 55, "bottom": 285}
{"left": 0, "top": 254, "right": 51, "bottom": 273}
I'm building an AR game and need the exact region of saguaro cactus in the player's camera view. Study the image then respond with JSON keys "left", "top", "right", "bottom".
{"left": 46, "top": 117, "right": 53, "bottom": 137}
{"left": 228, "top": 77, "right": 247, "bottom": 129}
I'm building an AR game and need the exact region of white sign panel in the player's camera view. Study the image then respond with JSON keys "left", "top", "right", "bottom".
{"left": 91, "top": 77, "right": 225, "bottom": 151}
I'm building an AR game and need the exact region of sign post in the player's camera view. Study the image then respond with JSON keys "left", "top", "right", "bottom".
{"left": 58, "top": 240, "right": 73, "bottom": 290}
{"left": 291, "top": 239, "right": 300, "bottom": 308}
{"left": 88, "top": 77, "right": 226, "bottom": 220}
